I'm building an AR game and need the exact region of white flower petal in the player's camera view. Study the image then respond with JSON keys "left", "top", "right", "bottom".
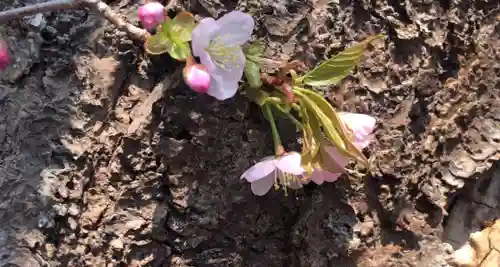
{"left": 215, "top": 11, "right": 254, "bottom": 46}
{"left": 209, "top": 46, "right": 246, "bottom": 80}
{"left": 250, "top": 173, "right": 275, "bottom": 196}
{"left": 240, "top": 157, "right": 276, "bottom": 182}
{"left": 198, "top": 51, "right": 217, "bottom": 73}
{"left": 275, "top": 152, "right": 305, "bottom": 175}
{"left": 192, "top": 18, "right": 219, "bottom": 57}
{"left": 207, "top": 73, "right": 240, "bottom": 100}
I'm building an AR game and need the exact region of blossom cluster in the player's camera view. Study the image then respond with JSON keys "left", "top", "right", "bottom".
{"left": 0, "top": 3, "right": 380, "bottom": 196}
{"left": 137, "top": 2, "right": 382, "bottom": 196}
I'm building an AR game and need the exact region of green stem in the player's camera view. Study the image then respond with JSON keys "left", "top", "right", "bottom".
{"left": 263, "top": 104, "right": 284, "bottom": 156}
{"left": 272, "top": 104, "right": 303, "bottom": 130}
{"left": 264, "top": 96, "right": 284, "bottom": 105}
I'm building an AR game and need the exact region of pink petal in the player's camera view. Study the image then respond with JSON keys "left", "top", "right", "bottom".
{"left": 240, "top": 157, "right": 276, "bottom": 183}
{"left": 338, "top": 112, "right": 376, "bottom": 149}
{"left": 310, "top": 169, "right": 342, "bottom": 184}
{"left": 353, "top": 135, "right": 374, "bottom": 149}
{"left": 309, "top": 170, "right": 325, "bottom": 185}
{"left": 215, "top": 11, "right": 255, "bottom": 46}
{"left": 183, "top": 64, "right": 211, "bottom": 94}
{"left": 322, "top": 170, "right": 342, "bottom": 182}
{"left": 138, "top": 2, "right": 165, "bottom": 30}
{"left": 324, "top": 146, "right": 349, "bottom": 169}
{"left": 0, "top": 41, "right": 9, "bottom": 71}
{"left": 192, "top": 18, "right": 219, "bottom": 58}
{"left": 250, "top": 173, "right": 275, "bottom": 196}
{"left": 275, "top": 152, "right": 305, "bottom": 175}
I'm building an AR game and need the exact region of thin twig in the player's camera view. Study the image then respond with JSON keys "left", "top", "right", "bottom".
{"left": 0, "top": 0, "right": 76, "bottom": 24}
{"left": 80, "top": 0, "right": 149, "bottom": 41}
{"left": 0, "top": 0, "right": 149, "bottom": 41}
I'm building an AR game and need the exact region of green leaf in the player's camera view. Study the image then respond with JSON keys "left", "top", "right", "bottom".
{"left": 144, "top": 33, "right": 172, "bottom": 55}
{"left": 244, "top": 40, "right": 266, "bottom": 56}
{"left": 298, "top": 34, "right": 384, "bottom": 86}
{"left": 166, "top": 12, "right": 197, "bottom": 42}
{"left": 298, "top": 104, "right": 322, "bottom": 175}
{"left": 302, "top": 108, "right": 321, "bottom": 159}
{"left": 166, "top": 40, "right": 191, "bottom": 61}
{"left": 145, "top": 14, "right": 195, "bottom": 59}
{"left": 294, "top": 89, "right": 345, "bottom": 150}
{"left": 243, "top": 40, "right": 265, "bottom": 88}
{"left": 296, "top": 87, "right": 369, "bottom": 166}
{"left": 244, "top": 58, "right": 263, "bottom": 88}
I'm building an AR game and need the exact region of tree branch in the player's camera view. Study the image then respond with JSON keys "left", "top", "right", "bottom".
{"left": 0, "top": 0, "right": 149, "bottom": 41}
{"left": 80, "top": 0, "right": 149, "bottom": 41}
{"left": 0, "top": 0, "right": 76, "bottom": 24}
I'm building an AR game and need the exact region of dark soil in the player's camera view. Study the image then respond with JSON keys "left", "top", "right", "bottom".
{"left": 0, "top": 0, "right": 499, "bottom": 266}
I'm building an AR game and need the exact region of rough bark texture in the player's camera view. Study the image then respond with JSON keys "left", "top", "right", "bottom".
{"left": 0, "top": 0, "right": 499, "bottom": 266}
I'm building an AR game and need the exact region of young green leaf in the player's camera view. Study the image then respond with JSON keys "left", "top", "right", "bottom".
{"left": 145, "top": 13, "right": 196, "bottom": 60}
{"left": 244, "top": 40, "right": 266, "bottom": 56}
{"left": 144, "top": 34, "right": 172, "bottom": 55}
{"left": 298, "top": 34, "right": 384, "bottom": 86}
{"left": 298, "top": 105, "right": 319, "bottom": 173}
{"left": 302, "top": 107, "right": 321, "bottom": 160}
{"left": 166, "top": 40, "right": 191, "bottom": 61}
{"left": 244, "top": 58, "right": 263, "bottom": 88}
{"left": 243, "top": 40, "right": 266, "bottom": 88}
{"left": 166, "top": 12, "right": 197, "bottom": 42}
{"left": 294, "top": 88, "right": 369, "bottom": 167}
{"left": 294, "top": 90, "right": 346, "bottom": 152}
{"left": 297, "top": 88, "right": 369, "bottom": 166}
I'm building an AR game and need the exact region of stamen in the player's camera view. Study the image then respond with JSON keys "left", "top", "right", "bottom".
{"left": 274, "top": 169, "right": 279, "bottom": 190}
{"left": 205, "top": 33, "right": 241, "bottom": 71}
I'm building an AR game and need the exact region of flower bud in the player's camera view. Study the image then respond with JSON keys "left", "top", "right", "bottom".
{"left": 138, "top": 2, "right": 165, "bottom": 30}
{"left": 0, "top": 41, "right": 9, "bottom": 71}
{"left": 183, "top": 64, "right": 211, "bottom": 94}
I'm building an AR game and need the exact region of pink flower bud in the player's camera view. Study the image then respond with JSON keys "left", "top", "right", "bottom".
{"left": 138, "top": 2, "right": 165, "bottom": 30}
{"left": 183, "top": 64, "right": 211, "bottom": 94}
{"left": 0, "top": 41, "right": 9, "bottom": 71}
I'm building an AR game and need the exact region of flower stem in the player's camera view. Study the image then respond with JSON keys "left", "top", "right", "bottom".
{"left": 263, "top": 104, "right": 284, "bottom": 156}
{"left": 271, "top": 103, "right": 303, "bottom": 130}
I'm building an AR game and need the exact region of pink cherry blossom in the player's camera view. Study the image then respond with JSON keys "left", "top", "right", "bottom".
{"left": 183, "top": 64, "right": 211, "bottom": 93}
{"left": 241, "top": 152, "right": 305, "bottom": 196}
{"left": 138, "top": 2, "right": 165, "bottom": 31}
{"left": 0, "top": 41, "right": 9, "bottom": 71}
{"left": 308, "top": 112, "right": 376, "bottom": 185}
{"left": 191, "top": 11, "right": 254, "bottom": 100}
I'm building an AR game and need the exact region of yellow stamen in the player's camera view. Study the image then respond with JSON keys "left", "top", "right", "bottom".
{"left": 205, "top": 33, "right": 241, "bottom": 71}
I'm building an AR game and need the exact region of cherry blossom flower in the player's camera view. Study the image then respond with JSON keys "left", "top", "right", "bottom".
{"left": 241, "top": 152, "right": 305, "bottom": 196}
{"left": 138, "top": 2, "right": 165, "bottom": 30}
{"left": 0, "top": 41, "right": 9, "bottom": 71}
{"left": 191, "top": 11, "right": 254, "bottom": 100}
{"left": 308, "top": 112, "right": 376, "bottom": 185}
{"left": 183, "top": 63, "right": 211, "bottom": 93}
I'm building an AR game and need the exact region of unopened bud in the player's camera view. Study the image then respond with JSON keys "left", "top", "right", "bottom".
{"left": 0, "top": 41, "right": 9, "bottom": 71}
{"left": 138, "top": 2, "right": 165, "bottom": 30}
{"left": 183, "top": 64, "right": 211, "bottom": 94}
